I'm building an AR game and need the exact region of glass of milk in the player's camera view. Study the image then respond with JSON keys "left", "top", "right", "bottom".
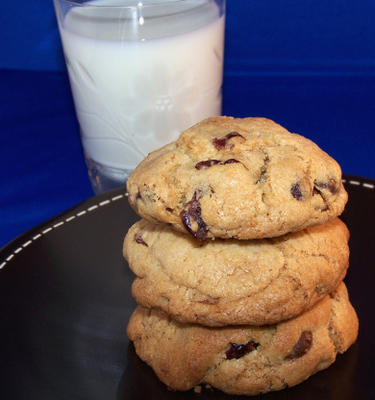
{"left": 54, "top": 0, "right": 226, "bottom": 193}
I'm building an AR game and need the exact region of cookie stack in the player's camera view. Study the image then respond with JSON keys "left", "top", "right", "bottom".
{"left": 123, "top": 117, "right": 358, "bottom": 396}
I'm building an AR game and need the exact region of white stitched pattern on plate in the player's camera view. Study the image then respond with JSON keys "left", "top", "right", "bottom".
{"left": 111, "top": 194, "right": 124, "bottom": 201}
{"left": 1, "top": 180, "right": 373, "bottom": 270}
{"left": 0, "top": 192, "right": 127, "bottom": 270}
{"left": 344, "top": 179, "right": 375, "bottom": 190}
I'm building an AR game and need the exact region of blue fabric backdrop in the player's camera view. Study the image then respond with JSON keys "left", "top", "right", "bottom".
{"left": 1, "top": 0, "right": 375, "bottom": 74}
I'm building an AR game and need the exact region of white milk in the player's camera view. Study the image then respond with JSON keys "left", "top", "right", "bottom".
{"left": 58, "top": 0, "right": 225, "bottom": 181}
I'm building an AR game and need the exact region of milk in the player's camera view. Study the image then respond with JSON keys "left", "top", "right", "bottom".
{"left": 57, "top": 0, "right": 225, "bottom": 185}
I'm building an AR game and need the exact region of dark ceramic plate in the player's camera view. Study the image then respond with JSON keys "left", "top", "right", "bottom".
{"left": 0, "top": 174, "right": 374, "bottom": 400}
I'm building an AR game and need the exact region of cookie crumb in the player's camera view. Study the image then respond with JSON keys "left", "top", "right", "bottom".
{"left": 194, "top": 385, "right": 202, "bottom": 393}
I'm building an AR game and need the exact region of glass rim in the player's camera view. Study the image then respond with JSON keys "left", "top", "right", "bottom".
{"left": 57, "top": 0, "right": 218, "bottom": 8}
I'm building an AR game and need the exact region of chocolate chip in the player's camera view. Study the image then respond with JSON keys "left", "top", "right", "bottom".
{"left": 180, "top": 192, "right": 208, "bottom": 241}
{"left": 285, "top": 330, "right": 313, "bottom": 360}
{"left": 212, "top": 132, "right": 244, "bottom": 150}
{"left": 134, "top": 232, "right": 148, "bottom": 247}
{"left": 165, "top": 207, "right": 174, "bottom": 213}
{"left": 195, "top": 160, "right": 221, "bottom": 170}
{"left": 136, "top": 191, "right": 142, "bottom": 200}
{"left": 291, "top": 183, "right": 303, "bottom": 200}
{"left": 315, "top": 179, "right": 338, "bottom": 194}
{"left": 195, "top": 159, "right": 240, "bottom": 170}
{"left": 225, "top": 341, "right": 259, "bottom": 360}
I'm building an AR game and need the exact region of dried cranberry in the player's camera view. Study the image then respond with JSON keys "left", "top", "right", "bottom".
{"left": 285, "top": 331, "right": 313, "bottom": 359}
{"left": 134, "top": 232, "right": 148, "bottom": 247}
{"left": 291, "top": 183, "right": 303, "bottom": 200}
{"left": 180, "top": 192, "right": 208, "bottom": 241}
{"left": 197, "top": 297, "right": 219, "bottom": 305}
{"left": 315, "top": 179, "right": 338, "bottom": 194}
{"left": 223, "top": 159, "right": 239, "bottom": 165}
{"left": 195, "top": 159, "right": 239, "bottom": 170}
{"left": 225, "top": 341, "right": 259, "bottom": 360}
{"left": 195, "top": 160, "right": 221, "bottom": 170}
{"left": 212, "top": 132, "right": 244, "bottom": 150}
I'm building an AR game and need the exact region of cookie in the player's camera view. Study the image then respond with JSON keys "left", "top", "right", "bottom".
{"left": 127, "top": 282, "right": 358, "bottom": 396}
{"left": 124, "top": 218, "right": 349, "bottom": 326}
{"left": 127, "top": 117, "right": 347, "bottom": 240}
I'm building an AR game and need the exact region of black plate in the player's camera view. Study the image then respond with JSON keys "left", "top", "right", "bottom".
{"left": 1, "top": 175, "right": 374, "bottom": 400}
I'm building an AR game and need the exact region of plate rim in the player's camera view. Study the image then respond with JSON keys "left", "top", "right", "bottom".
{"left": 0, "top": 186, "right": 128, "bottom": 269}
{"left": 1, "top": 174, "right": 374, "bottom": 272}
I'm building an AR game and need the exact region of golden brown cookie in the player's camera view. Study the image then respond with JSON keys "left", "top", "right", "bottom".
{"left": 127, "top": 282, "right": 358, "bottom": 396}
{"left": 124, "top": 218, "right": 349, "bottom": 326}
{"left": 127, "top": 117, "right": 347, "bottom": 240}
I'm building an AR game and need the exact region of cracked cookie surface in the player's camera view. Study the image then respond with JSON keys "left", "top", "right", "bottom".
{"left": 127, "top": 117, "right": 348, "bottom": 240}
{"left": 127, "top": 282, "right": 358, "bottom": 396}
{"left": 124, "top": 218, "right": 349, "bottom": 326}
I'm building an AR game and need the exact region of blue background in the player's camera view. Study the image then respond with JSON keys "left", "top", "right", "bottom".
{"left": 1, "top": 0, "right": 374, "bottom": 247}
{"left": 1, "top": 0, "right": 375, "bottom": 74}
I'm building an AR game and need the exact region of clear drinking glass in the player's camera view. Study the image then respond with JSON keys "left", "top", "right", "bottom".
{"left": 54, "top": 0, "right": 226, "bottom": 193}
